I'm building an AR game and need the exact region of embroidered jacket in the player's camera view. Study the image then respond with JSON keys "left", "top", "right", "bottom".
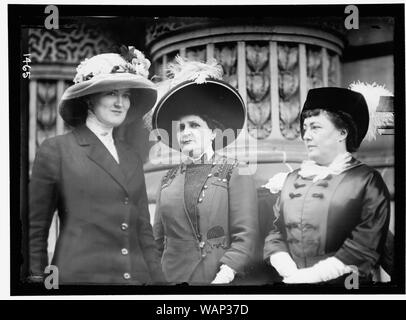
{"left": 153, "top": 154, "right": 259, "bottom": 284}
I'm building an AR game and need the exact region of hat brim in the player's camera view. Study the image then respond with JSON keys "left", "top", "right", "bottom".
{"left": 59, "top": 73, "right": 158, "bottom": 127}
{"left": 152, "top": 79, "right": 246, "bottom": 151}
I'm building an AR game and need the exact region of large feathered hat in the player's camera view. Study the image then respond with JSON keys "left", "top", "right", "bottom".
{"left": 59, "top": 46, "right": 157, "bottom": 127}
{"left": 147, "top": 56, "right": 246, "bottom": 151}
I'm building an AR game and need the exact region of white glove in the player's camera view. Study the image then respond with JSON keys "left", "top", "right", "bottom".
{"left": 283, "top": 257, "right": 354, "bottom": 284}
{"left": 270, "top": 251, "right": 298, "bottom": 278}
{"left": 211, "top": 264, "right": 236, "bottom": 284}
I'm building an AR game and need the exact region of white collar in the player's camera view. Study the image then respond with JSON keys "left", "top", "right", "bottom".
{"left": 86, "top": 113, "right": 114, "bottom": 140}
{"left": 298, "top": 152, "right": 352, "bottom": 182}
{"left": 182, "top": 148, "right": 215, "bottom": 164}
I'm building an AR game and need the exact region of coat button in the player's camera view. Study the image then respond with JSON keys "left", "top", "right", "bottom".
{"left": 121, "top": 223, "right": 128, "bottom": 231}
{"left": 198, "top": 198, "right": 203, "bottom": 203}
{"left": 208, "top": 173, "right": 212, "bottom": 177}
{"left": 289, "top": 192, "right": 302, "bottom": 199}
{"left": 203, "top": 185, "right": 208, "bottom": 189}
{"left": 124, "top": 197, "right": 129, "bottom": 205}
{"left": 123, "top": 273, "right": 131, "bottom": 280}
{"left": 312, "top": 193, "right": 324, "bottom": 199}
{"left": 121, "top": 248, "right": 129, "bottom": 255}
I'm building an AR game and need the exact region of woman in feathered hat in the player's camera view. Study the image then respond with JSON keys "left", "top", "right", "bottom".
{"left": 263, "top": 85, "right": 391, "bottom": 284}
{"left": 151, "top": 57, "right": 259, "bottom": 284}
{"left": 28, "top": 46, "right": 165, "bottom": 284}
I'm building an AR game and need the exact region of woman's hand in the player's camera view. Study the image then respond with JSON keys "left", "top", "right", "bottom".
{"left": 211, "top": 264, "right": 236, "bottom": 284}
{"left": 283, "top": 257, "right": 354, "bottom": 283}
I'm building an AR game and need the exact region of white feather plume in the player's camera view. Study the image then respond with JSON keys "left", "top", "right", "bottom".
{"left": 349, "top": 81, "right": 394, "bottom": 141}
{"left": 167, "top": 55, "right": 223, "bottom": 86}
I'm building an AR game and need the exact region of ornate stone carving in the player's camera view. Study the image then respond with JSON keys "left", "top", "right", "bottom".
{"left": 36, "top": 81, "right": 57, "bottom": 145}
{"left": 148, "top": 28, "right": 342, "bottom": 143}
{"left": 246, "top": 43, "right": 271, "bottom": 139}
{"left": 214, "top": 44, "right": 237, "bottom": 89}
{"left": 328, "top": 51, "right": 339, "bottom": 86}
{"left": 151, "top": 58, "right": 164, "bottom": 81}
{"left": 278, "top": 44, "right": 300, "bottom": 140}
{"left": 278, "top": 71, "right": 299, "bottom": 100}
{"left": 247, "top": 99, "right": 272, "bottom": 138}
{"left": 247, "top": 73, "right": 270, "bottom": 102}
{"left": 246, "top": 44, "right": 269, "bottom": 73}
{"left": 278, "top": 45, "right": 298, "bottom": 71}
{"left": 279, "top": 99, "right": 301, "bottom": 140}
{"left": 307, "top": 46, "right": 323, "bottom": 89}
{"left": 28, "top": 24, "right": 116, "bottom": 64}
{"left": 167, "top": 52, "right": 179, "bottom": 65}
{"left": 186, "top": 46, "right": 206, "bottom": 62}
{"left": 146, "top": 19, "right": 209, "bottom": 46}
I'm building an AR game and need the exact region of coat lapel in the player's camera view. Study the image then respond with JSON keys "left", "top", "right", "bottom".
{"left": 73, "top": 125, "right": 130, "bottom": 195}
{"left": 115, "top": 139, "right": 140, "bottom": 184}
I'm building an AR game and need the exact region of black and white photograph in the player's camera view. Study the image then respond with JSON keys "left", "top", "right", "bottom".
{"left": 6, "top": 1, "right": 405, "bottom": 300}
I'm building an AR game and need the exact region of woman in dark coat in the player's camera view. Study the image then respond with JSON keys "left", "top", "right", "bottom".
{"left": 28, "top": 47, "right": 165, "bottom": 284}
{"left": 151, "top": 57, "right": 259, "bottom": 284}
{"left": 263, "top": 87, "right": 391, "bottom": 284}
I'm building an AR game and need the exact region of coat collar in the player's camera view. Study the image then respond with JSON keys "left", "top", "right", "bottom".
{"left": 73, "top": 125, "right": 139, "bottom": 195}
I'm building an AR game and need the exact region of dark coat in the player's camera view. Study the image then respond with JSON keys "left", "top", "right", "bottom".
{"left": 153, "top": 155, "right": 259, "bottom": 284}
{"left": 29, "top": 125, "right": 165, "bottom": 284}
{"left": 263, "top": 158, "right": 391, "bottom": 278}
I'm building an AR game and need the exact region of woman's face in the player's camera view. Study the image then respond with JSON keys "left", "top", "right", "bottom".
{"left": 176, "top": 115, "right": 216, "bottom": 158}
{"left": 89, "top": 89, "right": 131, "bottom": 127}
{"left": 302, "top": 112, "right": 347, "bottom": 165}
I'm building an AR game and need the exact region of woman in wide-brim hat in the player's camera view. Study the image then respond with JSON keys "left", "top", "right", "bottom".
{"left": 263, "top": 85, "right": 391, "bottom": 284}
{"left": 151, "top": 56, "right": 259, "bottom": 285}
{"left": 28, "top": 46, "right": 166, "bottom": 285}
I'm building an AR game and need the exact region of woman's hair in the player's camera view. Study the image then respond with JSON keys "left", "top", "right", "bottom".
{"left": 197, "top": 114, "right": 226, "bottom": 132}
{"left": 300, "top": 108, "right": 359, "bottom": 152}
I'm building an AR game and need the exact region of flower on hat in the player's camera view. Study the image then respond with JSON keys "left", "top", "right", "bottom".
{"left": 73, "top": 45, "right": 151, "bottom": 84}
{"left": 119, "top": 45, "right": 151, "bottom": 78}
{"left": 349, "top": 81, "right": 394, "bottom": 141}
